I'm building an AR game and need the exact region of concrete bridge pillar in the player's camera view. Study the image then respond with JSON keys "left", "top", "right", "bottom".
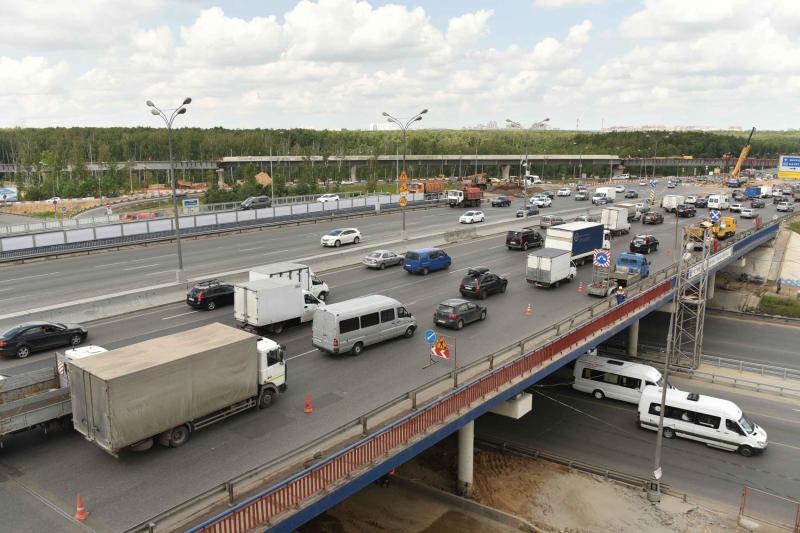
{"left": 707, "top": 272, "right": 715, "bottom": 300}
{"left": 350, "top": 165, "right": 358, "bottom": 182}
{"left": 627, "top": 320, "right": 640, "bottom": 358}
{"left": 501, "top": 165, "right": 510, "bottom": 181}
{"left": 457, "top": 421, "right": 474, "bottom": 498}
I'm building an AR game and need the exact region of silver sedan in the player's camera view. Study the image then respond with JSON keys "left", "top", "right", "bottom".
{"left": 362, "top": 250, "right": 404, "bottom": 269}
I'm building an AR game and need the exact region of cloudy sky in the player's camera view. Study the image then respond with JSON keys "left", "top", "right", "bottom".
{"left": 1, "top": 0, "right": 798, "bottom": 130}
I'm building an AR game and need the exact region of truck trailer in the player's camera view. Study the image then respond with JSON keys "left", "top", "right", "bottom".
{"left": 601, "top": 207, "right": 631, "bottom": 236}
{"left": 544, "top": 222, "right": 605, "bottom": 265}
{"left": 249, "top": 262, "right": 330, "bottom": 301}
{"left": 525, "top": 249, "right": 577, "bottom": 288}
{"left": 235, "top": 277, "right": 324, "bottom": 334}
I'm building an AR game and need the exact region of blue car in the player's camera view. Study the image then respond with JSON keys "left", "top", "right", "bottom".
{"left": 403, "top": 248, "right": 451, "bottom": 275}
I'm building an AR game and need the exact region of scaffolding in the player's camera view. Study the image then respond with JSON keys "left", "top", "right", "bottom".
{"left": 668, "top": 226, "right": 712, "bottom": 369}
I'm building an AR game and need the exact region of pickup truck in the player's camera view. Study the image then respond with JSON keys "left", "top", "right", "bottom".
{"left": 587, "top": 253, "right": 650, "bottom": 297}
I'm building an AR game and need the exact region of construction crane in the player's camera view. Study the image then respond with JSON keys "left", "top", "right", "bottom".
{"left": 726, "top": 127, "right": 755, "bottom": 188}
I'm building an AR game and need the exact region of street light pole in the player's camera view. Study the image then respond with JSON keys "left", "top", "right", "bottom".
{"left": 146, "top": 97, "right": 192, "bottom": 283}
{"left": 507, "top": 118, "right": 548, "bottom": 213}
{"left": 382, "top": 109, "right": 428, "bottom": 240}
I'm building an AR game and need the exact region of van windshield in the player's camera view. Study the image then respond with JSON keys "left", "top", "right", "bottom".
{"left": 618, "top": 257, "right": 640, "bottom": 268}
{"left": 405, "top": 252, "right": 420, "bottom": 260}
{"left": 739, "top": 415, "right": 755, "bottom": 435}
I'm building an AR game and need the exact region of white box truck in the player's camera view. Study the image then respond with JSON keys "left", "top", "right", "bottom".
{"left": 661, "top": 195, "right": 685, "bottom": 212}
{"left": 250, "top": 262, "right": 330, "bottom": 301}
{"left": 544, "top": 222, "right": 605, "bottom": 265}
{"left": 601, "top": 207, "right": 631, "bottom": 236}
{"left": 525, "top": 249, "right": 577, "bottom": 288}
{"left": 592, "top": 187, "right": 616, "bottom": 204}
{"left": 68, "top": 323, "right": 287, "bottom": 457}
{"left": 235, "top": 277, "right": 324, "bottom": 334}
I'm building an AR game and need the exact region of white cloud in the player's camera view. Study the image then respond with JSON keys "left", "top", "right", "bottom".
{"left": 0, "top": 56, "right": 69, "bottom": 96}
{"left": 534, "top": 0, "right": 602, "bottom": 8}
{"left": 446, "top": 10, "right": 493, "bottom": 49}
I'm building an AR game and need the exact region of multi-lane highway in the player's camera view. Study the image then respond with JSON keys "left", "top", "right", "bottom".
{"left": 0, "top": 182, "right": 791, "bottom": 531}
{"left": 477, "top": 370, "right": 800, "bottom": 509}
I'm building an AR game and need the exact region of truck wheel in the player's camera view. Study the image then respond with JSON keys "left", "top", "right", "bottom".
{"left": 351, "top": 342, "right": 364, "bottom": 356}
{"left": 259, "top": 390, "right": 274, "bottom": 409}
{"left": 16, "top": 345, "right": 31, "bottom": 359}
{"left": 663, "top": 427, "right": 676, "bottom": 439}
{"left": 206, "top": 300, "right": 216, "bottom": 311}
{"left": 130, "top": 438, "right": 154, "bottom": 452}
{"left": 404, "top": 326, "right": 415, "bottom": 338}
{"left": 169, "top": 425, "right": 190, "bottom": 448}
{"left": 270, "top": 323, "right": 284, "bottom": 335}
{"left": 593, "top": 390, "right": 604, "bottom": 400}
{"left": 738, "top": 445, "right": 754, "bottom": 457}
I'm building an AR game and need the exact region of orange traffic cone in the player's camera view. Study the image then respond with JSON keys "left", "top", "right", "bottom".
{"left": 526, "top": 303, "right": 532, "bottom": 316}
{"left": 578, "top": 280, "right": 585, "bottom": 293}
{"left": 304, "top": 393, "right": 313, "bottom": 414}
{"left": 74, "top": 493, "right": 89, "bottom": 521}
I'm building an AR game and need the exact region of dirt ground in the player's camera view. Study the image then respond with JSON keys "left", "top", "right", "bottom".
{"left": 396, "top": 436, "right": 746, "bottom": 533}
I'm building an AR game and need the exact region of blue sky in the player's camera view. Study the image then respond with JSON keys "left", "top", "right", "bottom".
{"left": 0, "top": 0, "right": 798, "bottom": 130}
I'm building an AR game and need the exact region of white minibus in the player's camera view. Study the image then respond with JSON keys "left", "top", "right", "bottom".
{"left": 707, "top": 194, "right": 730, "bottom": 210}
{"left": 638, "top": 386, "right": 767, "bottom": 456}
{"left": 573, "top": 354, "right": 667, "bottom": 404}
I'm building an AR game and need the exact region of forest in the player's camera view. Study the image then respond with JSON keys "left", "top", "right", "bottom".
{"left": 1, "top": 127, "right": 796, "bottom": 201}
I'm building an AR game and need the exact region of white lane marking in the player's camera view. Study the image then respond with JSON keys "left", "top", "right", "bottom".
{"left": 0, "top": 288, "right": 12, "bottom": 292}
{"left": 238, "top": 246, "right": 264, "bottom": 252}
{"left": 264, "top": 249, "right": 290, "bottom": 256}
{"left": 793, "top": 409, "right": 800, "bottom": 413}
{"left": 162, "top": 311, "right": 199, "bottom": 320}
{"left": 288, "top": 349, "right": 318, "bottom": 361}
{"left": 0, "top": 272, "right": 60, "bottom": 283}
{"left": 94, "top": 256, "right": 169, "bottom": 268}
{"left": 123, "top": 263, "right": 160, "bottom": 271}
{"left": 143, "top": 270, "right": 177, "bottom": 277}
{"left": 449, "top": 266, "right": 473, "bottom": 274}
{"left": 90, "top": 305, "right": 187, "bottom": 326}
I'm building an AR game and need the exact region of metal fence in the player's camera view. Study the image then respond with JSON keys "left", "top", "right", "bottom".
{"left": 701, "top": 355, "right": 800, "bottom": 381}
{"left": 739, "top": 486, "right": 800, "bottom": 532}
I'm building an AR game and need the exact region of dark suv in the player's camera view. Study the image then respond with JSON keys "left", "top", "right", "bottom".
{"left": 239, "top": 196, "right": 272, "bottom": 210}
{"left": 187, "top": 279, "right": 234, "bottom": 310}
{"left": 459, "top": 267, "right": 508, "bottom": 299}
{"left": 433, "top": 299, "right": 486, "bottom": 329}
{"left": 676, "top": 204, "right": 696, "bottom": 217}
{"left": 506, "top": 227, "right": 543, "bottom": 250}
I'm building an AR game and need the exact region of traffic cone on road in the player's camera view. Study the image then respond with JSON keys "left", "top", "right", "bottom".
{"left": 578, "top": 280, "right": 585, "bottom": 293}
{"left": 304, "top": 393, "right": 314, "bottom": 414}
{"left": 74, "top": 493, "right": 89, "bottom": 521}
{"left": 526, "top": 303, "right": 532, "bottom": 316}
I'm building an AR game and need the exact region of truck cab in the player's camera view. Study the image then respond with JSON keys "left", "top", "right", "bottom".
{"left": 613, "top": 253, "right": 650, "bottom": 285}
{"left": 256, "top": 337, "right": 287, "bottom": 404}
{"left": 715, "top": 216, "right": 737, "bottom": 239}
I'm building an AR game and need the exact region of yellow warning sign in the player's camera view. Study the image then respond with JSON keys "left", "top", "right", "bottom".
{"left": 399, "top": 170, "right": 408, "bottom": 182}
{"left": 399, "top": 197, "right": 408, "bottom": 207}
{"left": 399, "top": 182, "right": 409, "bottom": 193}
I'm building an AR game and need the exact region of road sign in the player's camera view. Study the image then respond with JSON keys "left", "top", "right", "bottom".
{"left": 593, "top": 249, "right": 610, "bottom": 268}
{"left": 61, "top": 206, "right": 67, "bottom": 214}
{"left": 399, "top": 197, "right": 407, "bottom": 207}
{"left": 399, "top": 170, "right": 408, "bottom": 182}
{"left": 182, "top": 198, "right": 200, "bottom": 208}
{"left": 424, "top": 329, "right": 437, "bottom": 344}
{"left": 709, "top": 210, "right": 722, "bottom": 222}
{"left": 399, "top": 182, "right": 409, "bottom": 194}
{"left": 431, "top": 336, "right": 450, "bottom": 359}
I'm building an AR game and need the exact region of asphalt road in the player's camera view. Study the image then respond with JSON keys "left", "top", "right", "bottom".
{"left": 0, "top": 183, "right": 788, "bottom": 531}
{"left": 477, "top": 370, "right": 800, "bottom": 513}
{"left": 0, "top": 212, "right": 45, "bottom": 226}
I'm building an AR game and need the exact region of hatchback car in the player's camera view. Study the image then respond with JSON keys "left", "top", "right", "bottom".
{"left": 666, "top": 181, "right": 676, "bottom": 189}
{"left": 676, "top": 204, "right": 696, "bottom": 217}
{"left": 506, "top": 227, "right": 544, "bottom": 250}
{"left": 574, "top": 191, "right": 589, "bottom": 201}
{"left": 321, "top": 228, "right": 361, "bottom": 247}
{"left": 694, "top": 196, "right": 708, "bottom": 207}
{"left": 630, "top": 235, "right": 659, "bottom": 254}
{"left": 239, "top": 196, "right": 271, "bottom": 210}
{"left": 540, "top": 215, "right": 565, "bottom": 229}
{"left": 615, "top": 185, "right": 626, "bottom": 193}
{"left": 459, "top": 268, "right": 508, "bottom": 299}
{"left": 433, "top": 299, "right": 486, "bottom": 330}
{"left": 515, "top": 205, "right": 539, "bottom": 218}
{"left": 750, "top": 199, "right": 766, "bottom": 208}
{"left": 557, "top": 187, "right": 571, "bottom": 197}
{"left": 0, "top": 322, "right": 88, "bottom": 359}
{"left": 317, "top": 194, "right": 340, "bottom": 203}
{"left": 530, "top": 196, "right": 552, "bottom": 207}
{"left": 491, "top": 196, "right": 512, "bottom": 207}
{"left": 642, "top": 212, "right": 664, "bottom": 225}
{"left": 404, "top": 248, "right": 451, "bottom": 275}
{"left": 459, "top": 210, "right": 485, "bottom": 224}
{"left": 624, "top": 190, "right": 639, "bottom": 198}
{"left": 362, "top": 250, "right": 403, "bottom": 269}
{"left": 729, "top": 203, "right": 744, "bottom": 213}
{"left": 739, "top": 208, "right": 758, "bottom": 219}
{"left": 186, "top": 279, "right": 234, "bottom": 310}
{"left": 777, "top": 202, "right": 795, "bottom": 212}
{"left": 732, "top": 191, "right": 747, "bottom": 202}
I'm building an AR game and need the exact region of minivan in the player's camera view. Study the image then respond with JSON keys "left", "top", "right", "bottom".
{"left": 239, "top": 196, "right": 272, "bottom": 210}
{"left": 540, "top": 215, "right": 565, "bottom": 229}
{"left": 403, "top": 248, "right": 451, "bottom": 275}
{"left": 573, "top": 353, "right": 669, "bottom": 404}
{"left": 312, "top": 295, "right": 416, "bottom": 355}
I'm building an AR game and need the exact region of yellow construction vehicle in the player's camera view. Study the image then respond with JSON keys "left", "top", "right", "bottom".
{"left": 726, "top": 127, "right": 755, "bottom": 188}
{"left": 689, "top": 216, "right": 736, "bottom": 241}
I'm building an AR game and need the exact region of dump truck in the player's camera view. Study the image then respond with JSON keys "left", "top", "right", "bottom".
{"left": 408, "top": 181, "right": 447, "bottom": 199}
{"left": 447, "top": 187, "right": 483, "bottom": 208}
{"left": 616, "top": 202, "right": 642, "bottom": 221}
{"left": 525, "top": 249, "right": 577, "bottom": 288}
{"left": 249, "top": 262, "right": 330, "bottom": 301}
{"left": 544, "top": 222, "right": 605, "bottom": 265}
{"left": 235, "top": 277, "right": 325, "bottom": 334}
{"left": 601, "top": 206, "right": 631, "bottom": 236}
{"left": 68, "top": 323, "right": 287, "bottom": 457}
{"left": 587, "top": 253, "right": 650, "bottom": 296}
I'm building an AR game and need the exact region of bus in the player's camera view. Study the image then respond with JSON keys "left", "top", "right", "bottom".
{"left": 572, "top": 354, "right": 667, "bottom": 404}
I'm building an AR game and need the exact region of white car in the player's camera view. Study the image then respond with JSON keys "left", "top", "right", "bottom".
{"left": 729, "top": 203, "right": 744, "bottom": 213}
{"left": 46, "top": 196, "right": 61, "bottom": 204}
{"left": 321, "top": 228, "right": 361, "bottom": 247}
{"left": 685, "top": 195, "right": 697, "bottom": 204}
{"left": 772, "top": 189, "right": 784, "bottom": 197}
{"left": 317, "top": 194, "right": 340, "bottom": 203}
{"left": 638, "top": 179, "right": 647, "bottom": 186}
{"left": 459, "top": 210, "right": 485, "bottom": 224}
{"left": 739, "top": 208, "right": 757, "bottom": 218}
{"left": 777, "top": 202, "right": 795, "bottom": 212}
{"left": 557, "top": 187, "right": 571, "bottom": 197}
{"left": 530, "top": 196, "right": 552, "bottom": 208}
{"left": 615, "top": 185, "right": 626, "bottom": 193}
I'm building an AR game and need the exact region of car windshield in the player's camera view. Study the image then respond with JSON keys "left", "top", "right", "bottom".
{"left": 618, "top": 257, "right": 639, "bottom": 267}
{"left": 633, "top": 238, "right": 645, "bottom": 245}
{"left": 326, "top": 230, "right": 343, "bottom": 236}
{"left": 738, "top": 415, "right": 755, "bottom": 434}
{"left": 405, "top": 252, "right": 420, "bottom": 260}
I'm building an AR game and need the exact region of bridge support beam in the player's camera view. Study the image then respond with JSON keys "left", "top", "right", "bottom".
{"left": 501, "top": 165, "right": 510, "bottom": 181}
{"left": 457, "top": 421, "right": 474, "bottom": 498}
{"left": 707, "top": 272, "right": 716, "bottom": 300}
{"left": 627, "top": 320, "right": 640, "bottom": 358}
{"left": 350, "top": 165, "right": 358, "bottom": 182}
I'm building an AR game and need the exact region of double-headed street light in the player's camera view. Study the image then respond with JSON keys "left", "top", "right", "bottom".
{"left": 382, "top": 109, "right": 428, "bottom": 240}
{"left": 147, "top": 97, "right": 192, "bottom": 283}
{"left": 507, "top": 117, "right": 549, "bottom": 215}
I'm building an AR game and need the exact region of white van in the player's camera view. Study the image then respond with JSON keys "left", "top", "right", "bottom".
{"left": 707, "top": 194, "right": 730, "bottom": 210}
{"left": 312, "top": 295, "right": 417, "bottom": 356}
{"left": 638, "top": 386, "right": 767, "bottom": 457}
{"left": 573, "top": 354, "right": 667, "bottom": 404}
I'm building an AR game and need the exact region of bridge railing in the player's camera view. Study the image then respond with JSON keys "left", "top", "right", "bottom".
{"left": 126, "top": 217, "right": 783, "bottom": 533}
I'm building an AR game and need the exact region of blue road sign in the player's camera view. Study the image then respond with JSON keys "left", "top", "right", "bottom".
{"left": 424, "top": 329, "right": 437, "bottom": 344}
{"left": 182, "top": 198, "right": 200, "bottom": 208}
{"left": 593, "top": 249, "right": 610, "bottom": 268}
{"left": 710, "top": 210, "right": 722, "bottom": 222}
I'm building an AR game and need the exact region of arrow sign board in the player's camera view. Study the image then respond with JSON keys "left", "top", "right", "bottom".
{"left": 593, "top": 249, "right": 611, "bottom": 268}
{"left": 709, "top": 210, "right": 722, "bottom": 222}
{"left": 431, "top": 336, "right": 451, "bottom": 359}
{"left": 424, "top": 329, "right": 437, "bottom": 344}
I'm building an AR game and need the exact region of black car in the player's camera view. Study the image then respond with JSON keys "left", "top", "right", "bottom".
{"left": 694, "top": 196, "right": 708, "bottom": 207}
{"left": 593, "top": 196, "right": 611, "bottom": 205}
{"left": 459, "top": 267, "right": 508, "bottom": 299}
{"left": 750, "top": 199, "right": 766, "bottom": 208}
{"left": 506, "top": 227, "right": 544, "bottom": 250}
{"left": 541, "top": 190, "right": 555, "bottom": 199}
{"left": 732, "top": 190, "right": 747, "bottom": 202}
{"left": 642, "top": 212, "right": 664, "bottom": 224}
{"left": 630, "top": 234, "right": 659, "bottom": 254}
{"left": 515, "top": 205, "right": 539, "bottom": 218}
{"left": 624, "top": 190, "right": 639, "bottom": 198}
{"left": 574, "top": 191, "right": 589, "bottom": 201}
{"left": 676, "top": 204, "right": 696, "bottom": 217}
{"left": 491, "top": 196, "right": 512, "bottom": 207}
{"left": 0, "top": 321, "right": 88, "bottom": 359}
{"left": 187, "top": 279, "right": 234, "bottom": 310}
{"left": 433, "top": 298, "right": 486, "bottom": 330}
{"left": 239, "top": 196, "right": 272, "bottom": 210}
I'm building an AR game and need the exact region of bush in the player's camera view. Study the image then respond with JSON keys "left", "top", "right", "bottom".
{"left": 759, "top": 294, "right": 800, "bottom": 318}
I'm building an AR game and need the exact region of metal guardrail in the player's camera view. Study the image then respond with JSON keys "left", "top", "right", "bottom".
{"left": 124, "top": 218, "right": 782, "bottom": 533}
{"left": 701, "top": 355, "right": 800, "bottom": 381}
{"left": 739, "top": 486, "right": 800, "bottom": 532}
{"left": 670, "top": 366, "right": 800, "bottom": 398}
